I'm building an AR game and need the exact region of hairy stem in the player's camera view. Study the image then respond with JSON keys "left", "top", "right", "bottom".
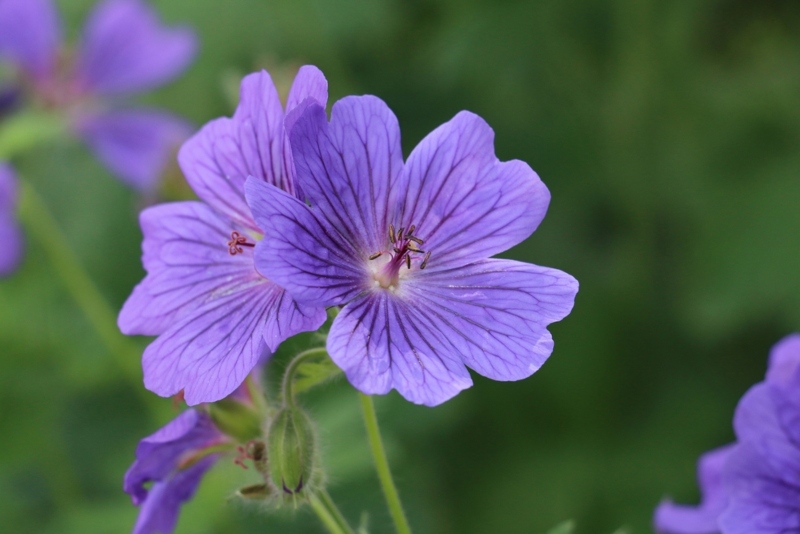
{"left": 309, "top": 492, "right": 352, "bottom": 534}
{"left": 281, "top": 347, "right": 330, "bottom": 407}
{"left": 359, "top": 393, "right": 412, "bottom": 534}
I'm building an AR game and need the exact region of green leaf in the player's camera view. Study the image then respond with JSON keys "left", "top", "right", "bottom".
{"left": 292, "top": 352, "right": 342, "bottom": 395}
{"left": 0, "top": 110, "right": 67, "bottom": 158}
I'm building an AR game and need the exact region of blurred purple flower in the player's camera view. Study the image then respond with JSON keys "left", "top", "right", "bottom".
{"left": 124, "top": 409, "right": 224, "bottom": 534}
{"left": 0, "top": 0, "right": 196, "bottom": 190}
{"left": 245, "top": 97, "right": 579, "bottom": 406}
{"left": 118, "top": 68, "right": 329, "bottom": 405}
{"left": 655, "top": 334, "right": 800, "bottom": 534}
{"left": 0, "top": 162, "right": 22, "bottom": 276}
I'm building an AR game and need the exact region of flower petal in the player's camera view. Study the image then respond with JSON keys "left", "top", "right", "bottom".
{"left": 328, "top": 291, "right": 473, "bottom": 406}
{"left": 765, "top": 333, "right": 800, "bottom": 388}
{"left": 286, "top": 65, "right": 328, "bottom": 116}
{"left": 289, "top": 96, "right": 404, "bottom": 254}
{"left": 653, "top": 444, "right": 735, "bottom": 534}
{"left": 124, "top": 409, "right": 221, "bottom": 505}
{"left": 719, "top": 442, "right": 800, "bottom": 534}
{"left": 0, "top": 0, "right": 60, "bottom": 82}
{"left": 246, "top": 177, "right": 367, "bottom": 306}
{"left": 404, "top": 259, "right": 578, "bottom": 381}
{"left": 75, "top": 109, "right": 191, "bottom": 191}
{"left": 118, "top": 201, "right": 259, "bottom": 336}
{"left": 0, "top": 163, "right": 22, "bottom": 276}
{"left": 398, "top": 111, "right": 550, "bottom": 270}
{"left": 178, "top": 71, "right": 293, "bottom": 230}
{"left": 131, "top": 455, "right": 216, "bottom": 534}
{"left": 76, "top": 0, "right": 196, "bottom": 95}
{"left": 142, "top": 277, "right": 325, "bottom": 405}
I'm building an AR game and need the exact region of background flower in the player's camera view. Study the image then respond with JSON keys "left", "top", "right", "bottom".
{"left": 0, "top": 162, "right": 22, "bottom": 276}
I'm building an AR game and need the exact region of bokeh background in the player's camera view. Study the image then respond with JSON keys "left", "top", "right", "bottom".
{"left": 2, "top": 0, "right": 800, "bottom": 532}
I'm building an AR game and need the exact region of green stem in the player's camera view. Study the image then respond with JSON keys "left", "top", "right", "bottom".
{"left": 359, "top": 393, "right": 412, "bottom": 534}
{"left": 281, "top": 347, "right": 330, "bottom": 407}
{"left": 309, "top": 493, "right": 349, "bottom": 534}
{"left": 18, "top": 181, "right": 154, "bottom": 408}
{"left": 317, "top": 489, "right": 356, "bottom": 534}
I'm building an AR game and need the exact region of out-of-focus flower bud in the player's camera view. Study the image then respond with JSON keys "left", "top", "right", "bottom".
{"left": 267, "top": 406, "right": 316, "bottom": 496}
{"left": 208, "top": 398, "right": 262, "bottom": 443}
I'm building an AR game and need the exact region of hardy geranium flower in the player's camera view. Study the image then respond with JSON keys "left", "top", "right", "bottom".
{"left": 0, "top": 162, "right": 22, "bottom": 276}
{"left": 118, "top": 68, "right": 328, "bottom": 404}
{"left": 245, "top": 97, "right": 579, "bottom": 406}
{"left": 125, "top": 409, "right": 224, "bottom": 534}
{"left": 655, "top": 334, "right": 800, "bottom": 534}
{"left": 0, "top": 0, "right": 195, "bottom": 190}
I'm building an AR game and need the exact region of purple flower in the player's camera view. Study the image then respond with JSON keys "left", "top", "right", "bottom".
{"left": 124, "top": 409, "right": 225, "bottom": 534}
{"left": 118, "top": 68, "right": 329, "bottom": 404}
{"left": 0, "top": 0, "right": 196, "bottom": 190}
{"left": 0, "top": 163, "right": 22, "bottom": 276}
{"left": 245, "top": 97, "right": 579, "bottom": 406}
{"left": 655, "top": 334, "right": 800, "bottom": 534}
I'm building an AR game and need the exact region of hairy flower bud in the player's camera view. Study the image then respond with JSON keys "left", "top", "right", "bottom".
{"left": 267, "top": 406, "right": 316, "bottom": 495}
{"left": 208, "top": 398, "right": 262, "bottom": 443}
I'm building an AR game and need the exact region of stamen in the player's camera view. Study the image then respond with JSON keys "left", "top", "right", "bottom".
{"left": 407, "top": 235, "right": 424, "bottom": 245}
{"left": 407, "top": 224, "right": 416, "bottom": 235}
{"left": 405, "top": 254, "right": 411, "bottom": 269}
{"left": 408, "top": 242, "right": 421, "bottom": 252}
{"left": 389, "top": 224, "right": 396, "bottom": 243}
{"left": 228, "top": 231, "right": 255, "bottom": 255}
{"left": 369, "top": 252, "right": 383, "bottom": 260}
{"left": 398, "top": 227, "right": 405, "bottom": 240}
{"left": 420, "top": 251, "right": 432, "bottom": 270}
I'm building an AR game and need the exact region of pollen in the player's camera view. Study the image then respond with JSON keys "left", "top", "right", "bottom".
{"left": 367, "top": 222, "right": 432, "bottom": 289}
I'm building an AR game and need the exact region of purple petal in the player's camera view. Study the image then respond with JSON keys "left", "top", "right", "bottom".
{"left": 124, "top": 410, "right": 222, "bottom": 505}
{"left": 0, "top": 0, "right": 60, "bottom": 82}
{"left": 289, "top": 97, "right": 404, "bottom": 254}
{"left": 653, "top": 444, "right": 735, "bottom": 534}
{"left": 285, "top": 65, "right": 328, "bottom": 116}
{"left": 131, "top": 455, "right": 216, "bottom": 534}
{"left": 246, "top": 178, "right": 368, "bottom": 306}
{"left": 398, "top": 111, "right": 550, "bottom": 271}
{"left": 75, "top": 109, "right": 192, "bottom": 191}
{"left": 404, "top": 259, "right": 578, "bottom": 381}
{"left": 142, "top": 277, "right": 325, "bottom": 405}
{"left": 0, "top": 163, "right": 22, "bottom": 276}
{"left": 719, "top": 442, "right": 800, "bottom": 534}
{"left": 328, "top": 291, "right": 473, "bottom": 406}
{"left": 765, "top": 333, "right": 800, "bottom": 388}
{"left": 178, "top": 70, "right": 295, "bottom": 230}
{"left": 118, "top": 201, "right": 260, "bottom": 336}
{"left": 76, "top": 0, "right": 196, "bottom": 95}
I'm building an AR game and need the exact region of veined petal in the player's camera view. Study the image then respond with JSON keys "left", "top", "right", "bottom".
{"left": 246, "top": 177, "right": 367, "bottom": 307}
{"left": 0, "top": 0, "right": 60, "bottom": 82}
{"left": 398, "top": 111, "right": 550, "bottom": 270}
{"left": 75, "top": 108, "right": 191, "bottom": 191}
{"left": 142, "top": 278, "right": 325, "bottom": 405}
{"left": 0, "top": 163, "right": 22, "bottom": 276}
{"left": 76, "top": 0, "right": 196, "bottom": 95}
{"left": 654, "top": 444, "right": 735, "bottom": 534}
{"left": 328, "top": 292, "right": 473, "bottom": 406}
{"left": 286, "top": 65, "right": 328, "bottom": 116}
{"left": 178, "top": 71, "right": 293, "bottom": 230}
{"left": 124, "top": 410, "right": 221, "bottom": 505}
{"left": 289, "top": 97, "right": 404, "bottom": 254}
{"left": 118, "top": 201, "right": 259, "bottom": 336}
{"left": 131, "top": 455, "right": 216, "bottom": 534}
{"left": 404, "top": 259, "right": 577, "bottom": 381}
{"left": 719, "top": 442, "right": 800, "bottom": 534}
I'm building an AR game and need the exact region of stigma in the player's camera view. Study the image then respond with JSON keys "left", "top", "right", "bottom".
{"left": 227, "top": 231, "right": 255, "bottom": 255}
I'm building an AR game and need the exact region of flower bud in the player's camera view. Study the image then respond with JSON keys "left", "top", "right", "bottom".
{"left": 267, "top": 406, "right": 316, "bottom": 495}
{"left": 236, "top": 483, "right": 273, "bottom": 500}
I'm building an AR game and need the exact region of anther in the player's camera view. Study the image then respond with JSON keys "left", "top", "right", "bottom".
{"left": 407, "top": 235, "right": 424, "bottom": 245}
{"left": 407, "top": 224, "right": 416, "bottom": 235}
{"left": 228, "top": 231, "right": 255, "bottom": 255}
{"left": 408, "top": 242, "right": 421, "bottom": 252}
{"left": 368, "top": 252, "right": 383, "bottom": 260}
{"left": 405, "top": 254, "right": 411, "bottom": 269}
{"left": 398, "top": 227, "right": 405, "bottom": 240}
{"left": 420, "top": 251, "right": 432, "bottom": 270}
{"left": 389, "top": 224, "right": 396, "bottom": 243}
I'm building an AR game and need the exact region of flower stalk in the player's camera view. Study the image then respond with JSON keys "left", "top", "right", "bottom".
{"left": 359, "top": 393, "right": 412, "bottom": 534}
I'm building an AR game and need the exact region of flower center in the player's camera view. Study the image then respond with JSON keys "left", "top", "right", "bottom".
{"left": 227, "top": 231, "right": 256, "bottom": 255}
{"left": 368, "top": 224, "right": 431, "bottom": 290}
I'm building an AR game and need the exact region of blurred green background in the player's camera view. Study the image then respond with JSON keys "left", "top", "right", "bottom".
{"left": 2, "top": 0, "right": 800, "bottom": 532}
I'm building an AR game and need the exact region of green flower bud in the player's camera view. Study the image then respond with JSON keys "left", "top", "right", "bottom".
{"left": 208, "top": 398, "right": 262, "bottom": 443}
{"left": 267, "top": 406, "right": 316, "bottom": 496}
